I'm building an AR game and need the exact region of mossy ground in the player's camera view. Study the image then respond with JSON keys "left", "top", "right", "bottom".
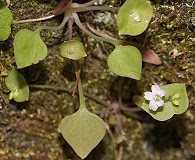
{"left": 0, "top": 0, "right": 194, "bottom": 159}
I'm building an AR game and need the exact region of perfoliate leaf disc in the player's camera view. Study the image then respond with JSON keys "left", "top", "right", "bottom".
{"left": 58, "top": 108, "right": 106, "bottom": 159}
{"left": 117, "top": 0, "right": 153, "bottom": 36}
{"left": 142, "top": 83, "right": 188, "bottom": 121}
{"left": 0, "top": 2, "right": 13, "bottom": 40}
{"left": 60, "top": 40, "right": 87, "bottom": 60}
{"left": 14, "top": 29, "right": 47, "bottom": 68}
{"left": 5, "top": 70, "right": 29, "bottom": 102}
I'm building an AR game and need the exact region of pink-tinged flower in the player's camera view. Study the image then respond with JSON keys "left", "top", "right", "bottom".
{"left": 144, "top": 85, "right": 165, "bottom": 111}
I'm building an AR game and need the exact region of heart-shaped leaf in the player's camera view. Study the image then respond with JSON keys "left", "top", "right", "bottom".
{"left": 14, "top": 28, "right": 47, "bottom": 68}
{"left": 58, "top": 108, "right": 106, "bottom": 159}
{"left": 117, "top": 0, "right": 153, "bottom": 36}
{"left": 5, "top": 70, "right": 29, "bottom": 102}
{"left": 60, "top": 40, "right": 87, "bottom": 60}
{"left": 107, "top": 45, "right": 142, "bottom": 80}
{"left": 0, "top": 2, "right": 13, "bottom": 41}
{"left": 141, "top": 83, "right": 188, "bottom": 121}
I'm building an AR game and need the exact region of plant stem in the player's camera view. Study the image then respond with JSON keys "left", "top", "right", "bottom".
{"left": 73, "top": 62, "right": 86, "bottom": 109}
{"left": 71, "top": 0, "right": 99, "bottom": 8}
{"left": 38, "top": 12, "right": 70, "bottom": 31}
{"left": 29, "top": 84, "right": 142, "bottom": 113}
{"left": 78, "top": 76, "right": 86, "bottom": 109}
{"left": 104, "top": 116, "right": 115, "bottom": 141}
{"left": 73, "top": 13, "right": 118, "bottom": 46}
{"left": 86, "top": 22, "right": 162, "bottom": 65}
{"left": 53, "top": 0, "right": 70, "bottom": 14}
{"left": 72, "top": 62, "right": 80, "bottom": 96}
{"left": 13, "top": 15, "right": 56, "bottom": 24}
{"left": 117, "top": 145, "right": 123, "bottom": 160}
{"left": 68, "top": 18, "right": 73, "bottom": 40}
{"left": 13, "top": 1, "right": 71, "bottom": 24}
{"left": 73, "top": 6, "right": 119, "bottom": 12}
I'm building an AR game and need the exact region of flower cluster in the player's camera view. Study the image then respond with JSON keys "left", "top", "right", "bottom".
{"left": 144, "top": 84, "right": 165, "bottom": 111}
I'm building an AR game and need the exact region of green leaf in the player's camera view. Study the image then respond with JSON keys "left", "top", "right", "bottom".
{"left": 58, "top": 108, "right": 106, "bottom": 159}
{"left": 107, "top": 45, "right": 142, "bottom": 80}
{"left": 117, "top": 0, "right": 153, "bottom": 36}
{"left": 0, "top": 2, "right": 13, "bottom": 41}
{"left": 133, "top": 95, "right": 145, "bottom": 108}
{"left": 60, "top": 40, "right": 87, "bottom": 60}
{"left": 5, "top": 70, "right": 29, "bottom": 102}
{"left": 141, "top": 83, "right": 188, "bottom": 121}
{"left": 13, "top": 28, "right": 47, "bottom": 68}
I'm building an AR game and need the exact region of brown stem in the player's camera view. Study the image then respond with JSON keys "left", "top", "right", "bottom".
{"left": 13, "top": 15, "right": 56, "bottom": 24}
{"left": 104, "top": 114, "right": 115, "bottom": 142}
{"left": 86, "top": 22, "right": 162, "bottom": 65}
{"left": 71, "top": 0, "right": 99, "bottom": 8}
{"left": 29, "top": 84, "right": 141, "bottom": 113}
{"left": 66, "top": 15, "right": 80, "bottom": 97}
{"left": 72, "top": 6, "right": 119, "bottom": 12}
{"left": 72, "top": 65, "right": 81, "bottom": 96}
{"left": 53, "top": 0, "right": 71, "bottom": 14}
{"left": 68, "top": 17, "right": 74, "bottom": 40}
{"left": 53, "top": 0, "right": 73, "bottom": 16}
{"left": 117, "top": 145, "right": 123, "bottom": 160}
{"left": 73, "top": 13, "right": 118, "bottom": 46}
{"left": 115, "top": 111, "right": 122, "bottom": 135}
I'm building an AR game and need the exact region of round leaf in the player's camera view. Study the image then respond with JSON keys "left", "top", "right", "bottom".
{"left": 107, "top": 45, "right": 142, "bottom": 80}
{"left": 60, "top": 40, "right": 87, "bottom": 60}
{"left": 5, "top": 70, "right": 29, "bottom": 102}
{"left": 58, "top": 108, "right": 106, "bottom": 159}
{"left": 14, "top": 29, "right": 47, "bottom": 68}
{"left": 117, "top": 0, "right": 153, "bottom": 36}
{"left": 0, "top": 2, "right": 13, "bottom": 41}
{"left": 142, "top": 83, "right": 188, "bottom": 121}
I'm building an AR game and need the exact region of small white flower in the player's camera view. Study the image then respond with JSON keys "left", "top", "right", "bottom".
{"left": 144, "top": 84, "right": 165, "bottom": 111}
